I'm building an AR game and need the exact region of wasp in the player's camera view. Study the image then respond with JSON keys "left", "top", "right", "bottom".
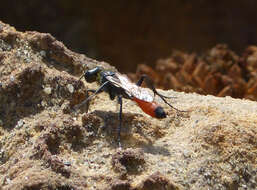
{"left": 74, "top": 66, "right": 185, "bottom": 147}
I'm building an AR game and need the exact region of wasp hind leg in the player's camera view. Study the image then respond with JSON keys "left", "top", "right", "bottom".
{"left": 136, "top": 74, "right": 186, "bottom": 112}
{"left": 136, "top": 74, "right": 175, "bottom": 98}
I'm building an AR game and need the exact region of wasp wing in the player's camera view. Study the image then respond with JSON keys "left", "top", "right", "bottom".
{"left": 106, "top": 73, "right": 154, "bottom": 102}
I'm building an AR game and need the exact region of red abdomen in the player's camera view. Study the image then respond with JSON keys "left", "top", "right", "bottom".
{"left": 132, "top": 97, "right": 163, "bottom": 118}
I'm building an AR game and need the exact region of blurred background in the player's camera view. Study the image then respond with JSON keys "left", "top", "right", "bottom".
{"left": 1, "top": 0, "right": 257, "bottom": 72}
{"left": 1, "top": 0, "right": 257, "bottom": 100}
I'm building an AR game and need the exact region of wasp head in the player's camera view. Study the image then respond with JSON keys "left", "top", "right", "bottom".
{"left": 84, "top": 67, "right": 101, "bottom": 83}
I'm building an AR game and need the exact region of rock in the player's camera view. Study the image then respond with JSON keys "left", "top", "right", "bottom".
{"left": 137, "top": 172, "right": 180, "bottom": 190}
{"left": 112, "top": 148, "right": 145, "bottom": 176}
{"left": 0, "top": 20, "right": 256, "bottom": 190}
{"left": 108, "top": 180, "right": 131, "bottom": 190}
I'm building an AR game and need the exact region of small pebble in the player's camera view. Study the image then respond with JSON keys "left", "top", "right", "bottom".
{"left": 183, "top": 150, "right": 191, "bottom": 158}
{"left": 16, "top": 120, "right": 24, "bottom": 129}
{"left": 23, "top": 50, "right": 29, "bottom": 56}
{"left": 41, "top": 100, "right": 47, "bottom": 107}
{"left": 0, "top": 149, "right": 5, "bottom": 159}
{"left": 40, "top": 50, "right": 46, "bottom": 57}
{"left": 10, "top": 75, "right": 15, "bottom": 82}
{"left": 63, "top": 161, "right": 71, "bottom": 166}
{"left": 44, "top": 87, "right": 52, "bottom": 95}
{"left": 5, "top": 177, "right": 11, "bottom": 185}
{"left": 67, "top": 84, "right": 74, "bottom": 93}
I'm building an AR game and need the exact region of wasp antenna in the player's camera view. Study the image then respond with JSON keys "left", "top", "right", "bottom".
{"left": 78, "top": 73, "right": 85, "bottom": 82}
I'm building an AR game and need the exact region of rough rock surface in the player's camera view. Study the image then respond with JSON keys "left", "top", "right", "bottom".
{"left": 0, "top": 21, "right": 256, "bottom": 190}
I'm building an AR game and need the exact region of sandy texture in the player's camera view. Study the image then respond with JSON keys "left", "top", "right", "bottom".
{"left": 0, "top": 21, "right": 256, "bottom": 190}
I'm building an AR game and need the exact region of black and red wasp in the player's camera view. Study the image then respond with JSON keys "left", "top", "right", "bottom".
{"left": 74, "top": 66, "right": 185, "bottom": 147}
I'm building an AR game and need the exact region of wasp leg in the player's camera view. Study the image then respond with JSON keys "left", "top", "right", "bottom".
{"left": 74, "top": 81, "right": 109, "bottom": 111}
{"left": 136, "top": 74, "right": 176, "bottom": 99}
{"left": 136, "top": 74, "right": 153, "bottom": 87}
{"left": 136, "top": 75, "right": 186, "bottom": 112}
{"left": 157, "top": 93, "right": 187, "bottom": 112}
{"left": 117, "top": 95, "right": 123, "bottom": 148}
{"left": 85, "top": 89, "right": 96, "bottom": 113}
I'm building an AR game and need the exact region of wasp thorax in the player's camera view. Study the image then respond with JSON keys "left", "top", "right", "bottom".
{"left": 84, "top": 67, "right": 101, "bottom": 83}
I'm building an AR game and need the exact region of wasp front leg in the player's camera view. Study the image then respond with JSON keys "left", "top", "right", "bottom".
{"left": 74, "top": 81, "right": 109, "bottom": 111}
{"left": 73, "top": 89, "right": 96, "bottom": 113}
{"left": 85, "top": 89, "right": 96, "bottom": 113}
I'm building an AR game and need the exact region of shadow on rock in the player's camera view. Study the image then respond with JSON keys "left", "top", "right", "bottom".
{"left": 81, "top": 110, "right": 171, "bottom": 155}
